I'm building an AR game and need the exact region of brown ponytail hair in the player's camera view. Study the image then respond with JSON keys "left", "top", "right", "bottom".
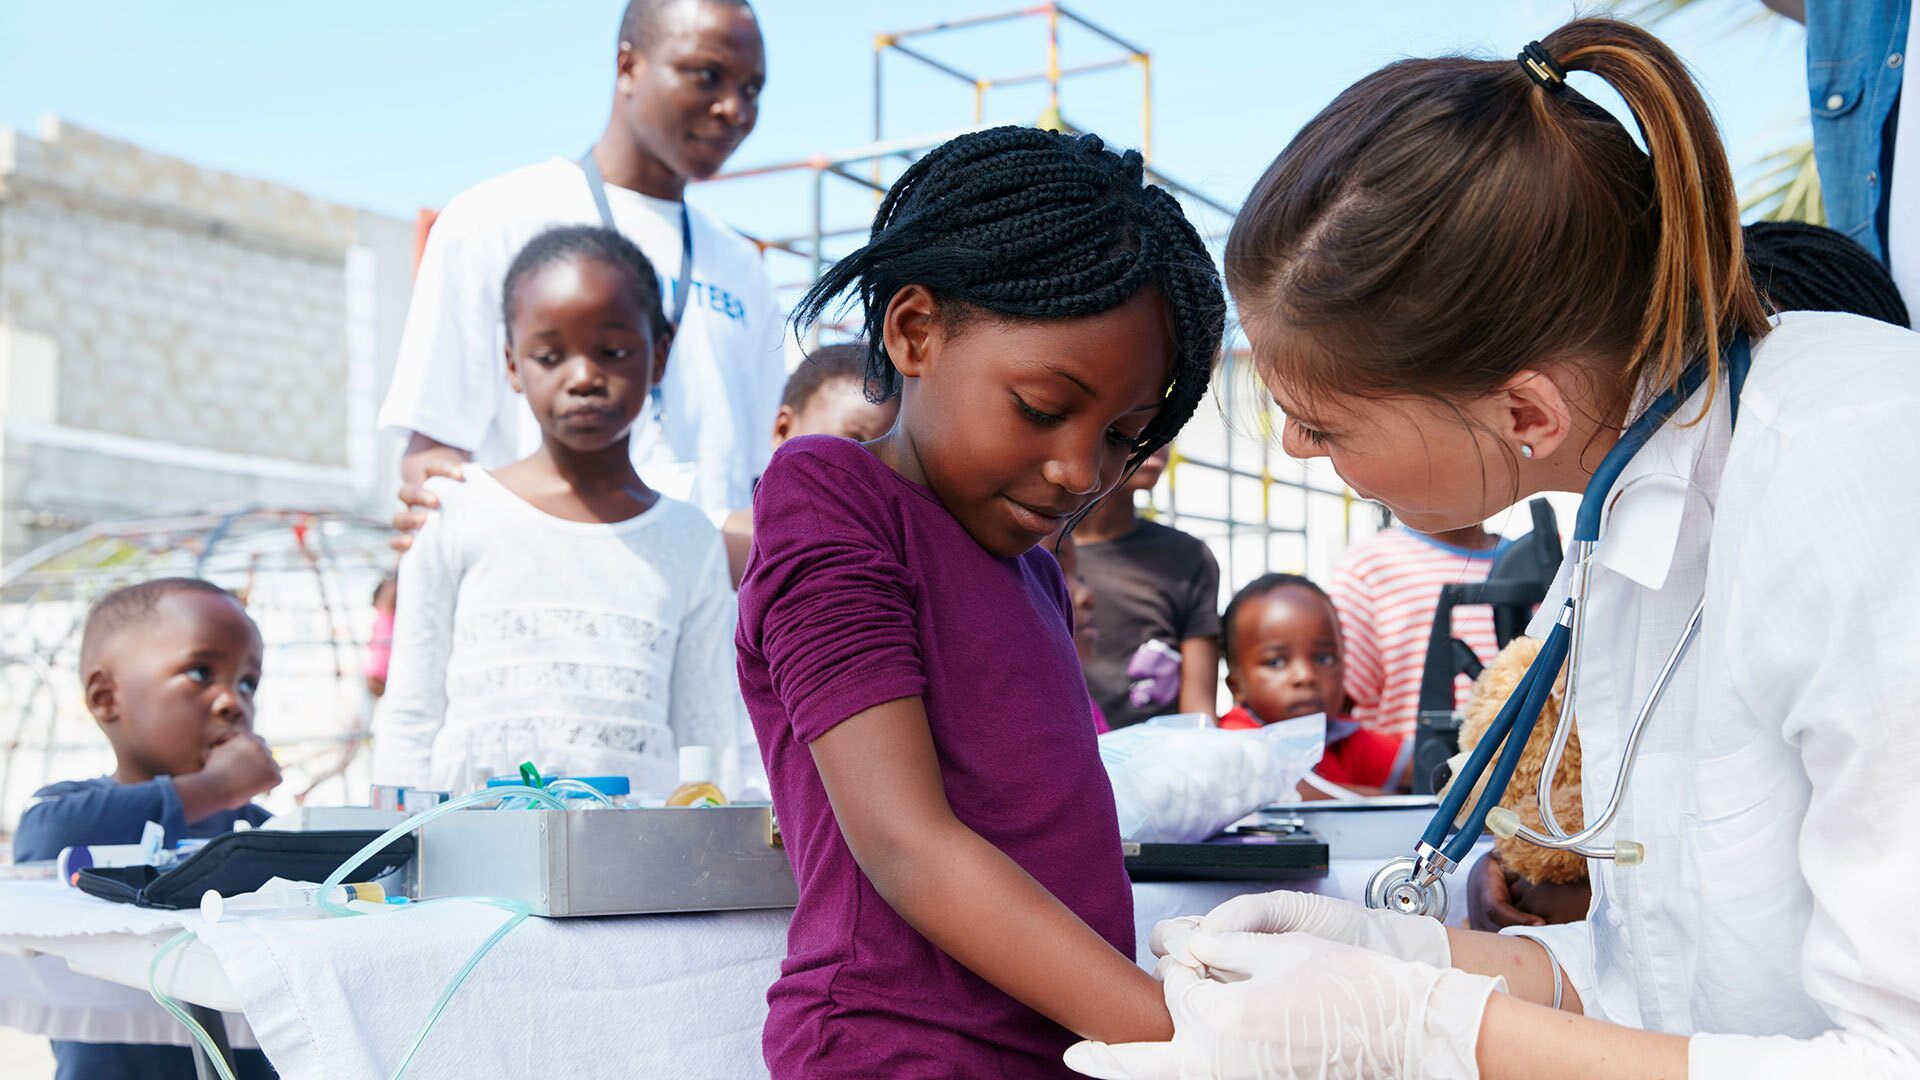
{"left": 1226, "top": 17, "right": 1769, "bottom": 424}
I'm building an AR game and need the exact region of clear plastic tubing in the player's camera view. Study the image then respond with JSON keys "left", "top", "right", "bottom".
{"left": 317, "top": 784, "right": 568, "bottom": 917}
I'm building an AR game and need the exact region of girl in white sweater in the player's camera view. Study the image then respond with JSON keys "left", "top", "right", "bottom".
{"left": 372, "top": 225, "right": 737, "bottom": 798}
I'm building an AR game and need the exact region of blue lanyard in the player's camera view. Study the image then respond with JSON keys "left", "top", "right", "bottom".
{"left": 1572, "top": 335, "right": 1752, "bottom": 542}
{"left": 579, "top": 148, "right": 694, "bottom": 332}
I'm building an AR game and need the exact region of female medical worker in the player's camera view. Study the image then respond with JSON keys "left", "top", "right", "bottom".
{"left": 1066, "top": 17, "right": 1920, "bottom": 1080}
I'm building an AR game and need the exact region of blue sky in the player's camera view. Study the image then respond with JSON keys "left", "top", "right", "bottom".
{"left": 1, "top": 0, "right": 1810, "bottom": 264}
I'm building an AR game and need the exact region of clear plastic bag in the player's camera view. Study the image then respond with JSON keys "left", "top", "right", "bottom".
{"left": 1099, "top": 713, "right": 1327, "bottom": 843}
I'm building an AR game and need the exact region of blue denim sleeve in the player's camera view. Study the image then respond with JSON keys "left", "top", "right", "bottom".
{"left": 1806, "top": 0, "right": 1910, "bottom": 260}
{"left": 10, "top": 777, "right": 190, "bottom": 862}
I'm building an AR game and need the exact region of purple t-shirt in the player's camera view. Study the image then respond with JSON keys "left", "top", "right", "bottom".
{"left": 737, "top": 435, "right": 1134, "bottom": 1078}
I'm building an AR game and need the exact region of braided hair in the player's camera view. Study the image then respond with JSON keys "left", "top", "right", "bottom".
{"left": 1744, "top": 220, "right": 1910, "bottom": 329}
{"left": 792, "top": 126, "right": 1226, "bottom": 473}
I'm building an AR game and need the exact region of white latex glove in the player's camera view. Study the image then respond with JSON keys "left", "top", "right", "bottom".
{"left": 1066, "top": 932, "right": 1502, "bottom": 1080}
{"left": 1188, "top": 889, "right": 1450, "bottom": 969}
{"left": 1150, "top": 915, "right": 1206, "bottom": 969}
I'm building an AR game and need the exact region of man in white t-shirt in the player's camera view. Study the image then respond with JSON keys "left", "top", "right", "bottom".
{"left": 382, "top": 0, "right": 781, "bottom": 539}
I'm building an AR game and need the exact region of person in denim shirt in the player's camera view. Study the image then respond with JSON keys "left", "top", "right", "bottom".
{"left": 1789, "top": 0, "right": 1910, "bottom": 260}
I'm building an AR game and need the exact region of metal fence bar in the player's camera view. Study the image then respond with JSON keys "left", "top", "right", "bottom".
{"left": 886, "top": 41, "right": 980, "bottom": 86}
{"left": 1054, "top": 3, "right": 1149, "bottom": 57}
{"left": 1165, "top": 510, "right": 1306, "bottom": 534}
{"left": 1173, "top": 452, "right": 1350, "bottom": 499}
{"left": 983, "top": 56, "right": 1137, "bottom": 88}
{"left": 887, "top": 6, "right": 1049, "bottom": 40}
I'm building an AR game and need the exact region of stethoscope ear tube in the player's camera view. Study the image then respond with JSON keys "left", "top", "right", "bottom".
{"left": 1419, "top": 601, "right": 1571, "bottom": 851}
{"left": 1571, "top": 362, "right": 1715, "bottom": 541}
{"left": 1442, "top": 618, "right": 1571, "bottom": 864}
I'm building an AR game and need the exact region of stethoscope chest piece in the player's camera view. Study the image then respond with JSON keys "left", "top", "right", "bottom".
{"left": 1366, "top": 855, "right": 1449, "bottom": 922}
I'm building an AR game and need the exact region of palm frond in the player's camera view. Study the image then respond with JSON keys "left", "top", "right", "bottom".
{"left": 1741, "top": 140, "right": 1825, "bottom": 224}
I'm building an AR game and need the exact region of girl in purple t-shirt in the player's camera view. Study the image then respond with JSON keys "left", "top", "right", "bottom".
{"left": 735, "top": 127, "right": 1225, "bottom": 1077}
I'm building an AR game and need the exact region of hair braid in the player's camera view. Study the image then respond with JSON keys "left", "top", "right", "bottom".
{"left": 795, "top": 126, "right": 1226, "bottom": 480}
{"left": 1743, "top": 220, "right": 1910, "bottom": 328}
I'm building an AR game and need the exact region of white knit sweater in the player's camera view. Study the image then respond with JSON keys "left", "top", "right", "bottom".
{"left": 371, "top": 469, "right": 740, "bottom": 798}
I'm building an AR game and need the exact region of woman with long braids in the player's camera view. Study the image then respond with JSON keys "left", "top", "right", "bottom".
{"left": 734, "top": 126, "right": 1225, "bottom": 1076}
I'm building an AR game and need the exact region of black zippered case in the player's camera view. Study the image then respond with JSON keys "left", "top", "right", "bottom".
{"left": 72, "top": 829, "right": 415, "bottom": 909}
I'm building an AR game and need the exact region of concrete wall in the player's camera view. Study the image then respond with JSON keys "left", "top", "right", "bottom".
{"left": 0, "top": 117, "right": 411, "bottom": 563}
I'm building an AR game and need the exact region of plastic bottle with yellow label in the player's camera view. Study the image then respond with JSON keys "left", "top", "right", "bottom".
{"left": 666, "top": 746, "right": 728, "bottom": 808}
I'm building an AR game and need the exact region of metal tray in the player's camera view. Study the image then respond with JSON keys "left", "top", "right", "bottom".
{"left": 416, "top": 805, "right": 797, "bottom": 917}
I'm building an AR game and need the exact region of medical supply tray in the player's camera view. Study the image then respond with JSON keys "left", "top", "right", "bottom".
{"left": 415, "top": 804, "right": 796, "bottom": 917}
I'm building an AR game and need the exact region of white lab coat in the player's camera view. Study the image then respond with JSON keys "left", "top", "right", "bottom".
{"left": 1505, "top": 311, "right": 1920, "bottom": 1076}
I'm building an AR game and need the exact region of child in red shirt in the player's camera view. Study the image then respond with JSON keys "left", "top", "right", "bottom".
{"left": 1217, "top": 573, "right": 1407, "bottom": 794}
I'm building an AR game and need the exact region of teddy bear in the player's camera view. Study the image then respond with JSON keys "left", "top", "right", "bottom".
{"left": 1455, "top": 635, "right": 1586, "bottom": 885}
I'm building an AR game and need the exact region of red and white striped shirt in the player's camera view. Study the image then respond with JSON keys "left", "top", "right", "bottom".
{"left": 1328, "top": 528, "right": 1506, "bottom": 741}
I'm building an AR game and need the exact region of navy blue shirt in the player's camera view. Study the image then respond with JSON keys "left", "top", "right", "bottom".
{"left": 12, "top": 776, "right": 276, "bottom": 1080}
{"left": 12, "top": 776, "right": 272, "bottom": 863}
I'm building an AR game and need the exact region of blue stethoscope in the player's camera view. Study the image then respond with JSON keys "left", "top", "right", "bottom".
{"left": 1365, "top": 336, "right": 1752, "bottom": 921}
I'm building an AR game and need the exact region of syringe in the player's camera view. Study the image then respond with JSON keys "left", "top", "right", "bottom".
{"left": 200, "top": 881, "right": 386, "bottom": 922}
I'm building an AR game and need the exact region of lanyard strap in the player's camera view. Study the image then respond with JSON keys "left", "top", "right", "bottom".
{"left": 579, "top": 147, "right": 694, "bottom": 331}
{"left": 1572, "top": 334, "right": 1753, "bottom": 542}
{"left": 1725, "top": 333, "right": 1751, "bottom": 427}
